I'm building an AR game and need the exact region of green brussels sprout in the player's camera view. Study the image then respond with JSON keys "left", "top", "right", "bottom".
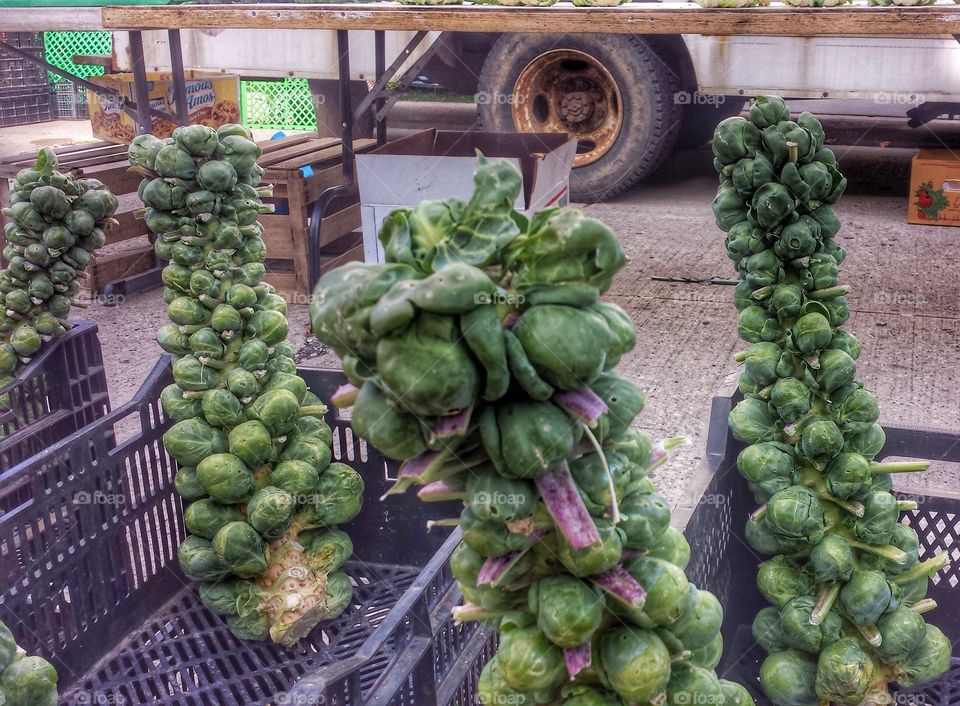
{"left": 450, "top": 541, "right": 484, "bottom": 587}
{"left": 729, "top": 398, "right": 780, "bottom": 443}
{"left": 271, "top": 460, "right": 320, "bottom": 497}
{"left": 731, "top": 152, "right": 777, "bottom": 199}
{"left": 792, "top": 312, "right": 832, "bottom": 354}
{"left": 828, "top": 329, "right": 860, "bottom": 360}
{"left": 247, "top": 389, "right": 300, "bottom": 436}
{"left": 128, "top": 133, "right": 165, "bottom": 169}
{"left": 238, "top": 339, "right": 270, "bottom": 372}
{"left": 154, "top": 144, "right": 198, "bottom": 180}
{"left": 486, "top": 400, "right": 577, "bottom": 479}
{"left": 799, "top": 419, "right": 845, "bottom": 464}
{"left": 559, "top": 685, "right": 622, "bottom": 706}
{"left": 212, "top": 521, "right": 268, "bottom": 578}
{"left": 163, "top": 418, "right": 228, "bottom": 467}
{"left": 172, "top": 355, "right": 218, "bottom": 392}
{"left": 529, "top": 575, "right": 604, "bottom": 648}
{"left": 178, "top": 535, "right": 229, "bottom": 581}
{"left": 199, "top": 579, "right": 254, "bottom": 616}
{"left": 228, "top": 610, "right": 269, "bottom": 641}
{"left": 846, "top": 491, "right": 900, "bottom": 545}
{"left": 810, "top": 534, "right": 855, "bottom": 583}
{"left": 750, "top": 183, "right": 796, "bottom": 230}
{"left": 896, "top": 624, "right": 951, "bottom": 687}
{"left": 746, "top": 513, "right": 803, "bottom": 555}
{"left": 513, "top": 305, "right": 612, "bottom": 389}
{"left": 712, "top": 181, "right": 749, "bottom": 231}
{"left": 760, "top": 650, "right": 819, "bottom": 706}
{"left": 497, "top": 624, "right": 565, "bottom": 693}
{"left": 557, "top": 518, "right": 622, "bottom": 578}
{"left": 815, "top": 349, "right": 857, "bottom": 393}
{"left": 10, "top": 325, "right": 41, "bottom": 357}
{"left": 832, "top": 388, "right": 879, "bottom": 434}
{"left": 246, "top": 309, "right": 289, "bottom": 346}
{"left": 265, "top": 373, "right": 308, "bottom": 404}
{"left": 0, "top": 620, "right": 17, "bottom": 672}
{"left": 160, "top": 383, "right": 202, "bottom": 422}
{"left": 666, "top": 662, "right": 722, "bottom": 706}
{"left": 753, "top": 606, "right": 788, "bottom": 653}
{"left": 568, "top": 448, "right": 630, "bottom": 514}
{"left": 188, "top": 328, "right": 225, "bottom": 359}
{"left": 689, "top": 632, "right": 723, "bottom": 670}
{"left": 226, "top": 368, "right": 259, "bottom": 399}
{"left": 875, "top": 606, "right": 927, "bottom": 665}
{"left": 647, "top": 527, "right": 690, "bottom": 569}
{"left": 219, "top": 134, "right": 262, "bottom": 173}
{"left": 765, "top": 485, "right": 825, "bottom": 544}
{"left": 173, "top": 124, "right": 220, "bottom": 157}
{"left": 323, "top": 570, "right": 354, "bottom": 618}
{"left": 598, "top": 627, "right": 671, "bottom": 703}
{"left": 245, "top": 486, "right": 295, "bottom": 540}
{"left": 740, "top": 342, "right": 781, "bottom": 386}
{"left": 780, "top": 595, "right": 842, "bottom": 653}
{"left": 862, "top": 523, "right": 919, "bottom": 576}
{"left": 757, "top": 556, "right": 815, "bottom": 608}
{"left": 201, "top": 389, "right": 244, "bottom": 428}
{"left": 736, "top": 442, "right": 798, "bottom": 501}
{"left": 591, "top": 373, "right": 646, "bottom": 441}
{"left": 168, "top": 296, "right": 210, "bottom": 327}
{"left": 618, "top": 490, "right": 670, "bottom": 550}
{"left": 301, "top": 463, "right": 364, "bottom": 526}
{"left": 824, "top": 453, "right": 871, "bottom": 500}
{"left": 300, "top": 528, "right": 353, "bottom": 574}
{"left": 477, "top": 656, "right": 539, "bottom": 706}
{"left": 30, "top": 184, "right": 71, "bottom": 220}
{"left": 769, "top": 378, "right": 811, "bottom": 423}
{"left": 668, "top": 587, "right": 722, "bottom": 650}
{"left": 624, "top": 555, "right": 690, "bottom": 626}
{"left": 839, "top": 570, "right": 894, "bottom": 626}
{"left": 750, "top": 96, "right": 790, "bottom": 128}
{"left": 0, "top": 654, "right": 58, "bottom": 706}
{"left": 174, "top": 466, "right": 207, "bottom": 501}
{"left": 278, "top": 438, "right": 332, "bottom": 474}
{"left": 197, "top": 159, "right": 239, "bottom": 192}
{"left": 743, "top": 250, "right": 782, "bottom": 289}
{"left": 184, "top": 498, "right": 244, "bottom": 539}
{"left": 719, "top": 679, "right": 756, "bottom": 706}
{"left": 466, "top": 470, "right": 536, "bottom": 523}
{"left": 211, "top": 304, "right": 244, "bottom": 334}
{"left": 461, "top": 507, "right": 529, "bottom": 558}
{"left": 713, "top": 117, "right": 762, "bottom": 166}
{"left": 774, "top": 217, "right": 820, "bottom": 260}
{"left": 228, "top": 420, "right": 274, "bottom": 468}
{"left": 814, "top": 636, "right": 875, "bottom": 705}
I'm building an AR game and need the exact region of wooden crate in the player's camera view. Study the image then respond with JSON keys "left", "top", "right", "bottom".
{"left": 257, "top": 134, "right": 375, "bottom": 300}
{"left": 0, "top": 141, "right": 154, "bottom": 292}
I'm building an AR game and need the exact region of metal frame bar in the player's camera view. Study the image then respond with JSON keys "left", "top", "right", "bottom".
{"left": 352, "top": 30, "right": 429, "bottom": 122}
{"left": 167, "top": 29, "right": 190, "bottom": 124}
{"left": 127, "top": 31, "right": 153, "bottom": 135}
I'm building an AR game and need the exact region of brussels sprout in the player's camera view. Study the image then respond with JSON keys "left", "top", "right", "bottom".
{"left": 814, "top": 637, "right": 874, "bottom": 705}
{"left": 194, "top": 453, "right": 254, "bottom": 505}
{"left": 466, "top": 471, "right": 536, "bottom": 523}
{"left": 668, "top": 587, "right": 722, "bottom": 650}
{"left": 792, "top": 312, "right": 832, "bottom": 354}
{"left": 154, "top": 144, "right": 198, "bottom": 180}
{"left": 769, "top": 378, "right": 811, "bottom": 423}
{"left": 839, "top": 570, "right": 894, "bottom": 626}
{"left": 174, "top": 124, "right": 220, "bottom": 157}
{"left": 719, "top": 679, "right": 756, "bottom": 706}
{"left": 760, "top": 650, "right": 819, "bottom": 706}
{"left": 753, "top": 606, "right": 788, "bottom": 653}
{"left": 598, "top": 627, "right": 671, "bottom": 703}
{"left": 228, "top": 610, "right": 269, "bottom": 641}
{"left": 0, "top": 654, "right": 58, "bottom": 706}
{"left": 737, "top": 442, "right": 797, "bottom": 500}
{"left": 624, "top": 555, "right": 690, "bottom": 626}
{"left": 713, "top": 117, "right": 762, "bottom": 166}
{"left": 461, "top": 507, "right": 529, "bottom": 558}
{"left": 862, "top": 523, "right": 919, "bottom": 576}
{"left": 667, "top": 662, "right": 722, "bottom": 706}
{"left": 487, "top": 400, "right": 577, "bottom": 479}
{"left": 618, "top": 490, "right": 670, "bottom": 550}
{"left": 271, "top": 460, "right": 320, "bottom": 497}
{"left": 278, "top": 438, "right": 332, "bottom": 474}
{"left": 824, "top": 453, "right": 872, "bottom": 500}
{"left": 246, "top": 486, "right": 295, "bottom": 540}
{"left": 765, "top": 485, "right": 825, "bottom": 545}
{"left": 832, "top": 388, "right": 879, "bottom": 434}
{"left": 174, "top": 466, "right": 207, "bottom": 501}
{"left": 128, "top": 133, "right": 165, "bottom": 170}
{"left": 163, "top": 418, "right": 228, "bottom": 467}
{"left": 247, "top": 389, "right": 300, "bottom": 436}
{"left": 689, "top": 633, "right": 723, "bottom": 670}
{"left": 197, "top": 159, "right": 239, "bottom": 192}
{"left": 513, "top": 305, "right": 611, "bottom": 389}
{"left": 497, "top": 624, "right": 565, "bottom": 693}
{"left": 647, "top": 527, "right": 691, "bottom": 569}
{"left": 300, "top": 528, "right": 353, "bottom": 574}
{"left": 477, "top": 656, "right": 539, "bottom": 706}
{"left": 178, "top": 535, "right": 229, "bottom": 581}
{"left": 212, "top": 521, "right": 268, "bottom": 578}
{"left": 184, "top": 498, "right": 244, "bottom": 539}
{"left": 846, "top": 491, "right": 900, "bottom": 545}
{"left": 815, "top": 349, "right": 857, "bottom": 393}
{"left": 557, "top": 518, "right": 622, "bottom": 578}
{"left": 874, "top": 606, "right": 927, "bottom": 665}
{"left": 219, "top": 134, "right": 262, "bottom": 173}
{"left": 160, "top": 383, "right": 202, "bottom": 422}
{"left": 323, "top": 571, "right": 354, "bottom": 618}
{"left": 200, "top": 389, "right": 244, "bottom": 428}
{"left": 591, "top": 373, "right": 646, "bottom": 442}
{"left": 301, "top": 463, "right": 364, "bottom": 526}
{"left": 228, "top": 420, "right": 274, "bottom": 468}
{"left": 810, "top": 534, "right": 855, "bottom": 583}
{"left": 896, "top": 624, "right": 951, "bottom": 687}
{"left": 530, "top": 575, "right": 604, "bottom": 648}
{"left": 246, "top": 309, "right": 289, "bottom": 346}
{"left": 729, "top": 398, "right": 780, "bottom": 443}
{"left": 199, "top": 579, "right": 253, "bottom": 616}
{"left": 799, "top": 419, "right": 845, "bottom": 464}
{"left": 780, "top": 595, "right": 842, "bottom": 653}
{"left": 757, "top": 556, "right": 815, "bottom": 608}
{"left": 226, "top": 368, "right": 259, "bottom": 399}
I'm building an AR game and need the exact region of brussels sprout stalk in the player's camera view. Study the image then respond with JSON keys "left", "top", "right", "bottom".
{"left": 535, "top": 461, "right": 602, "bottom": 550}
{"left": 591, "top": 564, "right": 647, "bottom": 610}
{"left": 869, "top": 461, "right": 930, "bottom": 474}
{"left": 416, "top": 480, "right": 467, "bottom": 502}
{"left": 893, "top": 553, "right": 949, "bottom": 584}
{"left": 331, "top": 383, "right": 359, "bottom": 407}
{"left": 553, "top": 387, "right": 609, "bottom": 426}
{"left": 564, "top": 643, "right": 593, "bottom": 680}
{"left": 844, "top": 537, "right": 909, "bottom": 565}
{"left": 910, "top": 598, "right": 937, "bottom": 615}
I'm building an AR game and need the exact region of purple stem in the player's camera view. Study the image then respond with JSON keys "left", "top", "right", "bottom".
{"left": 503, "top": 312, "right": 520, "bottom": 329}
{"left": 535, "top": 462, "right": 601, "bottom": 550}
{"left": 399, "top": 450, "right": 445, "bottom": 479}
{"left": 570, "top": 440, "right": 593, "bottom": 457}
{"left": 552, "top": 388, "right": 608, "bottom": 427}
{"left": 477, "top": 554, "right": 517, "bottom": 587}
{"left": 564, "top": 643, "right": 592, "bottom": 681}
{"left": 433, "top": 406, "right": 473, "bottom": 439}
{"left": 592, "top": 565, "right": 647, "bottom": 609}
{"left": 416, "top": 480, "right": 464, "bottom": 502}
{"left": 331, "top": 383, "right": 359, "bottom": 408}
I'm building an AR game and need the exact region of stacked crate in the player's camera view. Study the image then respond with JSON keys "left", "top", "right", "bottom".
{"left": 0, "top": 32, "right": 53, "bottom": 127}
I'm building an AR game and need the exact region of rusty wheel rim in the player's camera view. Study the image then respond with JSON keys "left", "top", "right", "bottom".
{"left": 512, "top": 49, "right": 623, "bottom": 168}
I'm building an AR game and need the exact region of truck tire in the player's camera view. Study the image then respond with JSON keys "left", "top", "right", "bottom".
{"left": 477, "top": 33, "right": 681, "bottom": 202}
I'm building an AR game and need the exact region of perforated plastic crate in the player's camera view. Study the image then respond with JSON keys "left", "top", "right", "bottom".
{"left": 54, "top": 81, "right": 88, "bottom": 119}
{"left": 0, "top": 356, "right": 462, "bottom": 706}
{"left": 240, "top": 78, "right": 317, "bottom": 131}
{"left": 0, "top": 32, "right": 48, "bottom": 97}
{"left": 43, "top": 31, "right": 111, "bottom": 84}
{"left": 0, "top": 320, "right": 109, "bottom": 479}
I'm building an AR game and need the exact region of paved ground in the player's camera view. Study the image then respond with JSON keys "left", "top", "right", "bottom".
{"left": 1, "top": 119, "right": 957, "bottom": 508}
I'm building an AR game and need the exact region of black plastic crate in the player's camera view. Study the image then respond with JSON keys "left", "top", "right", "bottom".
{"left": 0, "top": 320, "right": 109, "bottom": 479}
{"left": 0, "top": 356, "right": 462, "bottom": 706}
{"left": 0, "top": 87, "right": 54, "bottom": 127}
{"left": 368, "top": 393, "right": 960, "bottom": 706}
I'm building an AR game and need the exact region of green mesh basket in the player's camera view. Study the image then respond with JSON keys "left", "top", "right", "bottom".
{"left": 240, "top": 78, "right": 317, "bottom": 131}
{"left": 43, "top": 31, "right": 112, "bottom": 84}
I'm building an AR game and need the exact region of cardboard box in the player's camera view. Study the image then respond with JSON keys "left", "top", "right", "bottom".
{"left": 87, "top": 71, "right": 240, "bottom": 144}
{"left": 908, "top": 149, "right": 960, "bottom": 226}
{"left": 356, "top": 130, "right": 576, "bottom": 263}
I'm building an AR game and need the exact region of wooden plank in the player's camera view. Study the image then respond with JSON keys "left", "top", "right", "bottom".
{"left": 258, "top": 133, "right": 315, "bottom": 157}
{"left": 260, "top": 215, "right": 298, "bottom": 260}
{"left": 258, "top": 137, "right": 342, "bottom": 171}
{"left": 303, "top": 164, "right": 352, "bottom": 205}
{"left": 86, "top": 244, "right": 155, "bottom": 294}
{"left": 319, "top": 203, "right": 361, "bottom": 248}
{"left": 0, "top": 8, "right": 104, "bottom": 32}
{"left": 101, "top": 3, "right": 960, "bottom": 36}
{"left": 263, "top": 273, "right": 299, "bottom": 302}
{"left": 320, "top": 243, "right": 363, "bottom": 274}
{"left": 272, "top": 138, "right": 376, "bottom": 172}
{"left": 109, "top": 211, "right": 152, "bottom": 244}
{"left": 72, "top": 54, "right": 112, "bottom": 68}
{"left": 285, "top": 173, "right": 312, "bottom": 295}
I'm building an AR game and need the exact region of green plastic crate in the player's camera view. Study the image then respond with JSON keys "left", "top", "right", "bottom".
{"left": 240, "top": 78, "right": 317, "bottom": 132}
{"left": 43, "top": 31, "right": 111, "bottom": 84}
